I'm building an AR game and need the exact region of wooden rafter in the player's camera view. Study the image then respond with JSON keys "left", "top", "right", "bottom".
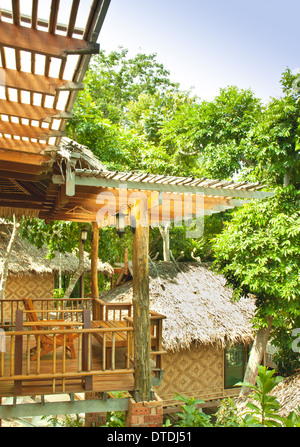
{"left": 0, "top": 100, "right": 72, "bottom": 122}
{"left": 0, "top": 0, "right": 110, "bottom": 191}
{"left": 0, "top": 21, "right": 99, "bottom": 58}
{"left": 0, "top": 121, "right": 64, "bottom": 140}
{"left": 2, "top": 68, "right": 84, "bottom": 96}
{"left": 0, "top": 138, "right": 55, "bottom": 154}
{"left": 0, "top": 149, "right": 51, "bottom": 166}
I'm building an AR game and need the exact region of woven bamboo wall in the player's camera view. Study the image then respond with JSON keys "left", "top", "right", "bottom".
{"left": 2, "top": 273, "right": 55, "bottom": 323}
{"left": 154, "top": 343, "right": 239, "bottom": 407}
{"left": 6, "top": 273, "right": 54, "bottom": 300}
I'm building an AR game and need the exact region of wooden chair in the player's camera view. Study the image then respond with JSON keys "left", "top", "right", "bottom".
{"left": 22, "top": 298, "right": 78, "bottom": 360}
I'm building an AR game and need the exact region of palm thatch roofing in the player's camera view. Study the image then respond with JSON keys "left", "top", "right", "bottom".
{"left": 236, "top": 373, "right": 300, "bottom": 418}
{"left": 271, "top": 373, "right": 300, "bottom": 417}
{"left": 100, "top": 261, "right": 256, "bottom": 352}
{"left": 0, "top": 221, "right": 113, "bottom": 277}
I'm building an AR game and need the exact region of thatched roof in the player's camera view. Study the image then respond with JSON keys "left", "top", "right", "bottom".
{"left": 100, "top": 261, "right": 256, "bottom": 352}
{"left": 0, "top": 222, "right": 113, "bottom": 277}
{"left": 271, "top": 373, "right": 300, "bottom": 416}
{"left": 236, "top": 373, "right": 300, "bottom": 418}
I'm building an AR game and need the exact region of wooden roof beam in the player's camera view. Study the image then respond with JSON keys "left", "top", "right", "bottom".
{"left": 0, "top": 137, "right": 56, "bottom": 154}
{"left": 0, "top": 162, "right": 48, "bottom": 175}
{"left": 0, "top": 22, "right": 99, "bottom": 58}
{"left": 0, "top": 200, "right": 42, "bottom": 210}
{"left": 2, "top": 68, "right": 84, "bottom": 96}
{"left": 0, "top": 149, "right": 52, "bottom": 166}
{"left": 0, "top": 122, "right": 64, "bottom": 140}
{"left": 0, "top": 170, "right": 48, "bottom": 181}
{"left": 52, "top": 174, "right": 274, "bottom": 200}
{"left": 0, "top": 99, "right": 72, "bottom": 122}
{"left": 0, "top": 7, "right": 84, "bottom": 36}
{"left": 0, "top": 193, "right": 44, "bottom": 204}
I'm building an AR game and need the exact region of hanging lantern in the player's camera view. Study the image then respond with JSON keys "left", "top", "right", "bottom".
{"left": 80, "top": 228, "right": 89, "bottom": 244}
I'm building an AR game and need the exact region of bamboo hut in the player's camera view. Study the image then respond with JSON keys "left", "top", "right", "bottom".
{"left": 0, "top": 221, "right": 113, "bottom": 306}
{"left": 99, "top": 260, "right": 256, "bottom": 407}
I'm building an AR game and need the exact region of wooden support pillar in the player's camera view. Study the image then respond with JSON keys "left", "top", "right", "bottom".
{"left": 82, "top": 310, "right": 93, "bottom": 391}
{"left": 14, "top": 310, "right": 23, "bottom": 395}
{"left": 132, "top": 197, "right": 152, "bottom": 402}
{"left": 91, "top": 222, "right": 99, "bottom": 319}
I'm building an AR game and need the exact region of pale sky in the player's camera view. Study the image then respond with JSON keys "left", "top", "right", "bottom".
{"left": 0, "top": 0, "right": 298, "bottom": 104}
{"left": 99, "top": 0, "right": 300, "bottom": 104}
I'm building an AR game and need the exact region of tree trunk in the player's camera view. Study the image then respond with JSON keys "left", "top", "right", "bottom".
{"left": 159, "top": 223, "right": 170, "bottom": 262}
{"left": 0, "top": 215, "right": 19, "bottom": 300}
{"left": 63, "top": 238, "right": 85, "bottom": 300}
{"left": 284, "top": 171, "right": 291, "bottom": 187}
{"left": 132, "top": 197, "right": 152, "bottom": 402}
{"left": 239, "top": 317, "right": 273, "bottom": 397}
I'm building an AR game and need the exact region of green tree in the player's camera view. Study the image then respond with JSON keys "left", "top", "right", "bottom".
{"left": 212, "top": 186, "right": 300, "bottom": 392}
{"left": 159, "top": 85, "right": 262, "bottom": 180}
{"left": 251, "top": 69, "right": 300, "bottom": 188}
{"left": 82, "top": 48, "right": 179, "bottom": 124}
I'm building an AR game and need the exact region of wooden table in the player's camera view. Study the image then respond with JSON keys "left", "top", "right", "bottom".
{"left": 91, "top": 320, "right": 128, "bottom": 369}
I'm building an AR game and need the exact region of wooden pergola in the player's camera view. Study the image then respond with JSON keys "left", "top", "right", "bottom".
{"left": 0, "top": 1, "right": 274, "bottom": 408}
{"left": 0, "top": 0, "right": 110, "bottom": 219}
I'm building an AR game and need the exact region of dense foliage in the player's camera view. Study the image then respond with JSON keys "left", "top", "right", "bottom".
{"left": 18, "top": 49, "right": 300, "bottom": 374}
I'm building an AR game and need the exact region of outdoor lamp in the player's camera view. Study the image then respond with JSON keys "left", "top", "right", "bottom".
{"left": 116, "top": 204, "right": 134, "bottom": 237}
{"left": 116, "top": 210, "right": 126, "bottom": 237}
{"left": 80, "top": 228, "right": 88, "bottom": 244}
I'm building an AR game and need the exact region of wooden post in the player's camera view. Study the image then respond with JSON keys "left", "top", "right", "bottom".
{"left": 14, "top": 310, "right": 23, "bottom": 395}
{"left": 91, "top": 222, "right": 99, "bottom": 319}
{"left": 82, "top": 310, "right": 93, "bottom": 391}
{"left": 80, "top": 273, "right": 85, "bottom": 298}
{"left": 132, "top": 197, "right": 152, "bottom": 402}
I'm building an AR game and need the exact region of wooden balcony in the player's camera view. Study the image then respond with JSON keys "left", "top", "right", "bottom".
{"left": 0, "top": 298, "right": 165, "bottom": 399}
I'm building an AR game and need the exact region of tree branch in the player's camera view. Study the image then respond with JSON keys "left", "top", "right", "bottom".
{"left": 0, "top": 215, "right": 20, "bottom": 300}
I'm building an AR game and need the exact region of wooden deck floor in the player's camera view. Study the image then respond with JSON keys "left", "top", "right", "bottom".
{"left": 0, "top": 335, "right": 135, "bottom": 398}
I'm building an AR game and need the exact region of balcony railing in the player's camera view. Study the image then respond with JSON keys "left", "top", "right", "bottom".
{"left": 0, "top": 298, "right": 166, "bottom": 398}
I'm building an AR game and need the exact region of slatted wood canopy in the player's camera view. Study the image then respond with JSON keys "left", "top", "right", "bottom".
{"left": 0, "top": 1, "right": 273, "bottom": 225}
{"left": 0, "top": 0, "right": 111, "bottom": 219}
